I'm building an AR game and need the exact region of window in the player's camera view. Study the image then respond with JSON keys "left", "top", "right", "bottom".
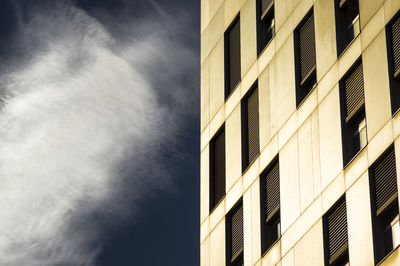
{"left": 369, "top": 145, "right": 400, "bottom": 264}
{"left": 209, "top": 126, "right": 226, "bottom": 212}
{"left": 294, "top": 9, "right": 317, "bottom": 107}
{"left": 334, "top": 0, "right": 360, "bottom": 56}
{"left": 323, "top": 196, "right": 349, "bottom": 266}
{"left": 225, "top": 15, "right": 241, "bottom": 99}
{"left": 226, "top": 201, "right": 244, "bottom": 266}
{"left": 339, "top": 59, "right": 367, "bottom": 166}
{"left": 256, "top": 0, "right": 275, "bottom": 55}
{"left": 260, "top": 156, "right": 280, "bottom": 255}
{"left": 386, "top": 11, "right": 400, "bottom": 114}
{"left": 241, "top": 84, "right": 260, "bottom": 172}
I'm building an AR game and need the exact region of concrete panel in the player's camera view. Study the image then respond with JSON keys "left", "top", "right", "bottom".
{"left": 225, "top": 0, "right": 240, "bottom": 29}
{"left": 210, "top": 197, "right": 225, "bottom": 231}
{"left": 209, "top": 39, "right": 225, "bottom": 120}
{"left": 346, "top": 172, "right": 375, "bottom": 266}
{"left": 226, "top": 178, "right": 243, "bottom": 212}
{"left": 260, "top": 134, "right": 279, "bottom": 173}
{"left": 293, "top": 0, "right": 314, "bottom": 28}
{"left": 359, "top": 0, "right": 384, "bottom": 29}
{"left": 241, "top": 0, "right": 257, "bottom": 77}
{"left": 226, "top": 105, "right": 242, "bottom": 191}
{"left": 259, "top": 66, "right": 271, "bottom": 151}
{"left": 344, "top": 148, "right": 368, "bottom": 190}
{"left": 201, "top": 26, "right": 210, "bottom": 65}
{"left": 280, "top": 134, "right": 300, "bottom": 233}
{"left": 201, "top": 217, "right": 209, "bottom": 244}
{"left": 269, "top": 38, "right": 296, "bottom": 136}
{"left": 338, "top": 37, "right": 361, "bottom": 79}
{"left": 298, "top": 118, "right": 314, "bottom": 212}
{"left": 368, "top": 121, "right": 394, "bottom": 166}
{"left": 201, "top": 0, "right": 210, "bottom": 34}
{"left": 322, "top": 172, "right": 345, "bottom": 214}
{"left": 317, "top": 62, "right": 339, "bottom": 104}
{"left": 201, "top": 57, "right": 210, "bottom": 132}
{"left": 314, "top": 0, "right": 337, "bottom": 80}
{"left": 360, "top": 7, "right": 385, "bottom": 52}
{"left": 200, "top": 236, "right": 210, "bottom": 266}
{"left": 311, "top": 110, "right": 322, "bottom": 199}
{"left": 210, "top": 220, "right": 226, "bottom": 266}
{"left": 363, "top": 31, "right": 392, "bottom": 141}
{"left": 318, "top": 86, "right": 343, "bottom": 190}
{"left": 201, "top": 145, "right": 210, "bottom": 222}
{"left": 209, "top": 0, "right": 224, "bottom": 23}
{"left": 258, "top": 38, "right": 276, "bottom": 74}
{"left": 209, "top": 6, "right": 225, "bottom": 55}
{"left": 384, "top": 0, "right": 400, "bottom": 24}
{"left": 276, "top": 13, "right": 294, "bottom": 52}
{"left": 281, "top": 248, "right": 294, "bottom": 266}
{"left": 275, "top": 0, "right": 289, "bottom": 32}
{"left": 293, "top": 219, "right": 324, "bottom": 266}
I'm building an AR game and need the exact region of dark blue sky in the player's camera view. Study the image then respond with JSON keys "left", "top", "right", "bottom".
{"left": 0, "top": 0, "right": 200, "bottom": 265}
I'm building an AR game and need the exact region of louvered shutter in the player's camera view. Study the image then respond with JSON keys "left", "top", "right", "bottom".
{"left": 391, "top": 16, "right": 400, "bottom": 77}
{"left": 344, "top": 62, "right": 365, "bottom": 122}
{"left": 231, "top": 205, "right": 244, "bottom": 260}
{"left": 373, "top": 148, "right": 398, "bottom": 215}
{"left": 265, "top": 161, "right": 280, "bottom": 221}
{"left": 246, "top": 88, "right": 260, "bottom": 166}
{"left": 228, "top": 19, "right": 241, "bottom": 96}
{"left": 211, "top": 129, "right": 225, "bottom": 210}
{"left": 327, "top": 199, "right": 348, "bottom": 264}
{"left": 299, "top": 12, "right": 316, "bottom": 83}
{"left": 261, "top": 0, "right": 273, "bottom": 18}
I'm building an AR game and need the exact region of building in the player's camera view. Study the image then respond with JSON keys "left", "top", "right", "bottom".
{"left": 200, "top": 0, "right": 400, "bottom": 265}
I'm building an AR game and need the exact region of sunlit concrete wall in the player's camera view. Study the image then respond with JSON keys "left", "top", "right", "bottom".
{"left": 200, "top": 0, "right": 400, "bottom": 265}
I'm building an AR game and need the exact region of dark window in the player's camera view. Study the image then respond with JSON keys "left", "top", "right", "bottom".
{"left": 369, "top": 145, "right": 399, "bottom": 264}
{"left": 323, "top": 196, "right": 349, "bottom": 266}
{"left": 256, "top": 0, "right": 275, "bottom": 55}
{"left": 260, "top": 156, "right": 281, "bottom": 255}
{"left": 209, "top": 126, "right": 226, "bottom": 212}
{"left": 334, "top": 0, "right": 360, "bottom": 56}
{"left": 294, "top": 9, "right": 317, "bottom": 107}
{"left": 241, "top": 84, "right": 260, "bottom": 172}
{"left": 226, "top": 201, "right": 244, "bottom": 266}
{"left": 386, "top": 11, "right": 400, "bottom": 114}
{"left": 225, "top": 16, "right": 241, "bottom": 99}
{"left": 339, "top": 60, "right": 367, "bottom": 166}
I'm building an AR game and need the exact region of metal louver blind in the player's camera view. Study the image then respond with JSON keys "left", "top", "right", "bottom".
{"left": 265, "top": 161, "right": 280, "bottom": 221}
{"left": 212, "top": 130, "right": 225, "bottom": 207}
{"left": 374, "top": 148, "right": 398, "bottom": 215}
{"left": 344, "top": 62, "right": 364, "bottom": 121}
{"left": 247, "top": 88, "right": 260, "bottom": 165}
{"left": 228, "top": 19, "right": 241, "bottom": 94}
{"left": 231, "top": 205, "right": 244, "bottom": 260}
{"left": 391, "top": 16, "right": 400, "bottom": 76}
{"left": 327, "top": 200, "right": 348, "bottom": 263}
{"left": 299, "top": 12, "right": 316, "bottom": 82}
{"left": 261, "top": 0, "right": 273, "bottom": 17}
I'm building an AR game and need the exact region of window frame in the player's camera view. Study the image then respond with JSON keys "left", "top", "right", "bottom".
{"left": 256, "top": 0, "right": 275, "bottom": 56}
{"left": 226, "top": 199, "right": 244, "bottom": 266}
{"left": 225, "top": 14, "right": 242, "bottom": 100}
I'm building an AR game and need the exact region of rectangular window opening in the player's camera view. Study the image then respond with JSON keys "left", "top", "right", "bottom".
{"left": 334, "top": 0, "right": 360, "bottom": 56}
{"left": 226, "top": 201, "right": 244, "bottom": 266}
{"left": 260, "top": 157, "right": 281, "bottom": 255}
{"left": 241, "top": 84, "right": 260, "bottom": 173}
{"left": 369, "top": 145, "right": 400, "bottom": 264}
{"left": 323, "top": 196, "right": 349, "bottom": 266}
{"left": 257, "top": 0, "right": 275, "bottom": 56}
{"left": 294, "top": 9, "right": 317, "bottom": 107}
{"left": 209, "top": 126, "right": 226, "bottom": 212}
{"left": 386, "top": 11, "right": 400, "bottom": 115}
{"left": 339, "top": 59, "right": 367, "bottom": 166}
{"left": 225, "top": 15, "right": 241, "bottom": 100}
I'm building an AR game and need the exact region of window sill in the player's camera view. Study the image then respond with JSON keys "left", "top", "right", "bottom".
{"left": 242, "top": 154, "right": 260, "bottom": 175}
{"left": 225, "top": 82, "right": 241, "bottom": 102}
{"left": 261, "top": 237, "right": 281, "bottom": 258}
{"left": 337, "top": 31, "right": 361, "bottom": 60}
{"left": 209, "top": 195, "right": 225, "bottom": 215}
{"left": 296, "top": 82, "right": 318, "bottom": 109}
{"left": 343, "top": 144, "right": 367, "bottom": 170}
{"left": 377, "top": 244, "right": 400, "bottom": 266}
{"left": 257, "top": 36, "right": 275, "bottom": 59}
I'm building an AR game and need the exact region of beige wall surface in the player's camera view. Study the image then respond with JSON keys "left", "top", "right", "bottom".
{"left": 201, "top": 0, "right": 400, "bottom": 265}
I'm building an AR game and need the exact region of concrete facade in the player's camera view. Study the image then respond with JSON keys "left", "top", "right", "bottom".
{"left": 201, "top": 0, "right": 400, "bottom": 265}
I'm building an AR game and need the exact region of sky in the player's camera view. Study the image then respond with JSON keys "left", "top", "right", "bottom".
{"left": 0, "top": 0, "right": 200, "bottom": 265}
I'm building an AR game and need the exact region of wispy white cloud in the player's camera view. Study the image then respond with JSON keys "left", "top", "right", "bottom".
{"left": 0, "top": 1, "right": 196, "bottom": 265}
